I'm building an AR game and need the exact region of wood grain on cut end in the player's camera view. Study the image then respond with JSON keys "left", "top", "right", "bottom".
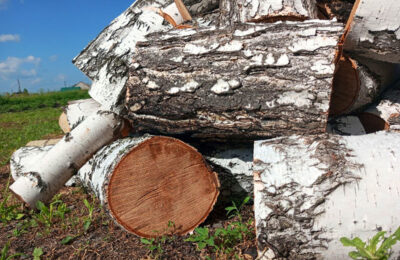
{"left": 329, "top": 56, "right": 359, "bottom": 116}
{"left": 358, "top": 112, "right": 389, "bottom": 133}
{"left": 107, "top": 136, "right": 220, "bottom": 238}
{"left": 59, "top": 112, "right": 70, "bottom": 133}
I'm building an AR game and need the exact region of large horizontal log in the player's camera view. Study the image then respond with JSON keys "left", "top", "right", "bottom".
{"left": 126, "top": 21, "right": 343, "bottom": 139}
{"left": 10, "top": 110, "right": 126, "bottom": 208}
{"left": 77, "top": 136, "right": 219, "bottom": 237}
{"left": 73, "top": 0, "right": 218, "bottom": 112}
{"left": 343, "top": 0, "right": 400, "bottom": 63}
{"left": 253, "top": 132, "right": 400, "bottom": 259}
{"left": 219, "top": 0, "right": 318, "bottom": 26}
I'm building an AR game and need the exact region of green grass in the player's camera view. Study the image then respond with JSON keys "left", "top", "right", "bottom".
{"left": 0, "top": 107, "right": 63, "bottom": 166}
{"left": 0, "top": 90, "right": 90, "bottom": 113}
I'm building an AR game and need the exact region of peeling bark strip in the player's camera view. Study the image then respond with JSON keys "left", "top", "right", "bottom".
{"left": 63, "top": 98, "right": 101, "bottom": 132}
{"left": 219, "top": 0, "right": 318, "bottom": 26}
{"left": 77, "top": 136, "right": 220, "bottom": 238}
{"left": 253, "top": 132, "right": 400, "bottom": 259}
{"left": 125, "top": 21, "right": 343, "bottom": 139}
{"left": 343, "top": 0, "right": 400, "bottom": 63}
{"left": 72, "top": 0, "right": 218, "bottom": 112}
{"left": 10, "top": 111, "right": 125, "bottom": 208}
{"left": 363, "top": 82, "right": 400, "bottom": 132}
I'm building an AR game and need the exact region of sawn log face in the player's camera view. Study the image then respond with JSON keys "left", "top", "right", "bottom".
{"left": 125, "top": 21, "right": 343, "bottom": 139}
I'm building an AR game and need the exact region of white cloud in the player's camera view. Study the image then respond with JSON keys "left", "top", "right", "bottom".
{"left": 0, "top": 34, "right": 20, "bottom": 42}
{"left": 0, "top": 55, "right": 41, "bottom": 79}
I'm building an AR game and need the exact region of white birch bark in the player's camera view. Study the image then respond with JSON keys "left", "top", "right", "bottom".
{"left": 220, "top": 0, "right": 318, "bottom": 26}
{"left": 343, "top": 0, "right": 400, "bottom": 63}
{"left": 64, "top": 98, "right": 101, "bottom": 131}
{"left": 253, "top": 131, "right": 400, "bottom": 259}
{"left": 10, "top": 110, "right": 125, "bottom": 208}
{"left": 72, "top": 0, "right": 218, "bottom": 113}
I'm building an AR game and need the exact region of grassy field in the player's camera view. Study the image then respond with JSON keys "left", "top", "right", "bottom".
{"left": 0, "top": 90, "right": 90, "bottom": 113}
{"left": 0, "top": 90, "right": 90, "bottom": 166}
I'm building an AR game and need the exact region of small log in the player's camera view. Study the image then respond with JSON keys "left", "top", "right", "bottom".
{"left": 10, "top": 110, "right": 126, "bottom": 208}
{"left": 329, "top": 56, "right": 381, "bottom": 116}
{"left": 219, "top": 0, "right": 319, "bottom": 26}
{"left": 73, "top": 0, "right": 218, "bottom": 112}
{"left": 253, "top": 132, "right": 400, "bottom": 259}
{"left": 126, "top": 21, "right": 343, "bottom": 139}
{"left": 77, "top": 136, "right": 220, "bottom": 237}
{"left": 362, "top": 83, "right": 400, "bottom": 132}
{"left": 63, "top": 98, "right": 101, "bottom": 132}
{"left": 343, "top": 0, "right": 400, "bottom": 63}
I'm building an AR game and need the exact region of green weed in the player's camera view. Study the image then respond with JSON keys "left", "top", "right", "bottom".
{"left": 34, "top": 194, "right": 70, "bottom": 228}
{"left": 185, "top": 196, "right": 254, "bottom": 256}
{"left": 83, "top": 198, "right": 95, "bottom": 232}
{"left": 340, "top": 226, "right": 400, "bottom": 260}
{"left": 1, "top": 241, "right": 24, "bottom": 260}
{"left": 0, "top": 177, "right": 24, "bottom": 225}
{"left": 32, "top": 247, "right": 43, "bottom": 260}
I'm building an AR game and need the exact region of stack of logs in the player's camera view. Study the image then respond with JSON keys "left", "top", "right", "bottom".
{"left": 9, "top": 0, "right": 400, "bottom": 258}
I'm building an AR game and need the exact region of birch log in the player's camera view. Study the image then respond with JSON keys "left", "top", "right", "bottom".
{"left": 126, "top": 21, "right": 343, "bottom": 140}
{"left": 253, "top": 132, "right": 400, "bottom": 259}
{"left": 77, "top": 136, "right": 220, "bottom": 238}
{"left": 72, "top": 0, "right": 218, "bottom": 112}
{"left": 362, "top": 82, "right": 400, "bottom": 132}
{"left": 329, "top": 56, "right": 381, "bottom": 116}
{"left": 63, "top": 98, "right": 101, "bottom": 132}
{"left": 343, "top": 0, "right": 400, "bottom": 63}
{"left": 10, "top": 110, "right": 125, "bottom": 208}
{"left": 219, "top": 0, "right": 318, "bottom": 26}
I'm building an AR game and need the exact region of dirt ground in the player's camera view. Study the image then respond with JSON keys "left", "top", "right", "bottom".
{"left": 0, "top": 164, "right": 257, "bottom": 260}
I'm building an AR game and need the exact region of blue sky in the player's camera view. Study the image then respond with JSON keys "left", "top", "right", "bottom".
{"left": 0, "top": 0, "right": 132, "bottom": 93}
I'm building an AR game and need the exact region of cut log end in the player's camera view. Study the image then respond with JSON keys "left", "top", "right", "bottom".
{"left": 329, "top": 56, "right": 359, "bottom": 116}
{"left": 106, "top": 136, "right": 220, "bottom": 238}
{"left": 358, "top": 112, "right": 389, "bottom": 133}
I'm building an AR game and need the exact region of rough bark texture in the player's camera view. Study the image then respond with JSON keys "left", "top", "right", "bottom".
{"left": 125, "top": 21, "right": 343, "bottom": 140}
{"left": 343, "top": 0, "right": 400, "bottom": 63}
{"left": 76, "top": 136, "right": 220, "bottom": 238}
{"left": 72, "top": 0, "right": 218, "bottom": 113}
{"left": 10, "top": 110, "right": 125, "bottom": 208}
{"left": 219, "top": 0, "right": 318, "bottom": 26}
{"left": 64, "top": 98, "right": 101, "bottom": 131}
{"left": 253, "top": 132, "right": 400, "bottom": 259}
